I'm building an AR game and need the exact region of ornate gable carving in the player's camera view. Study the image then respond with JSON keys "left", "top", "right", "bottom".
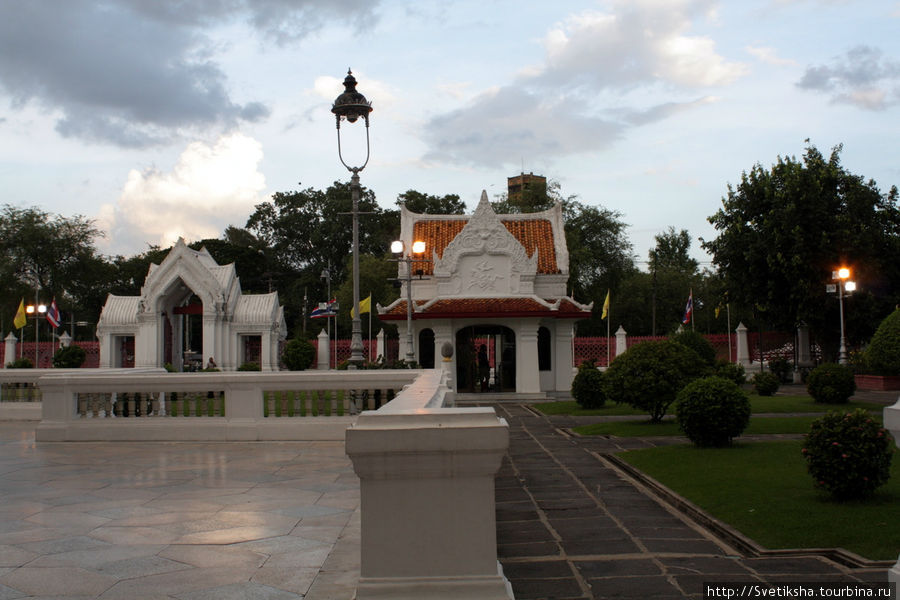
{"left": 434, "top": 191, "right": 537, "bottom": 295}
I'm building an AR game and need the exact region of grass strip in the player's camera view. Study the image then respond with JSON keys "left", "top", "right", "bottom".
{"left": 619, "top": 441, "right": 900, "bottom": 560}
{"left": 572, "top": 415, "right": 883, "bottom": 438}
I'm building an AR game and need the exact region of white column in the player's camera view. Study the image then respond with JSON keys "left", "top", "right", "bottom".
{"left": 736, "top": 322, "right": 752, "bottom": 368}
{"left": 615, "top": 325, "right": 628, "bottom": 357}
{"left": 317, "top": 329, "right": 330, "bottom": 370}
{"left": 4, "top": 332, "right": 17, "bottom": 368}
{"left": 554, "top": 322, "right": 575, "bottom": 392}
{"left": 516, "top": 320, "right": 541, "bottom": 394}
{"left": 376, "top": 329, "right": 385, "bottom": 362}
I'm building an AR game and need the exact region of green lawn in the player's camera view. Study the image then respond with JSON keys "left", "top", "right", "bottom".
{"left": 620, "top": 441, "right": 900, "bottom": 560}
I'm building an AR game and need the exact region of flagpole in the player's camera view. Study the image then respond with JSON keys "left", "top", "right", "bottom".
{"left": 727, "top": 302, "right": 732, "bottom": 362}
{"left": 367, "top": 292, "right": 372, "bottom": 362}
{"left": 606, "top": 304, "right": 610, "bottom": 367}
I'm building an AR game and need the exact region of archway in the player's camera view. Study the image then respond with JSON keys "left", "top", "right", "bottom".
{"left": 455, "top": 325, "right": 516, "bottom": 393}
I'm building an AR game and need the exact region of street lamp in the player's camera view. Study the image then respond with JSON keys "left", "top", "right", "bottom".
{"left": 26, "top": 303, "right": 46, "bottom": 366}
{"left": 332, "top": 69, "right": 373, "bottom": 370}
{"left": 833, "top": 267, "right": 856, "bottom": 365}
{"left": 391, "top": 240, "right": 426, "bottom": 364}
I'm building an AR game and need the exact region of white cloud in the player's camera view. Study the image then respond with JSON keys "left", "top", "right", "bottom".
{"left": 746, "top": 45, "right": 797, "bottom": 66}
{"left": 797, "top": 45, "right": 900, "bottom": 110}
{"left": 99, "top": 133, "right": 266, "bottom": 252}
{"left": 424, "top": 0, "right": 745, "bottom": 167}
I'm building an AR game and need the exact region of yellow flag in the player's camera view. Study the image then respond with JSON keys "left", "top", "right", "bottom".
{"left": 601, "top": 290, "right": 610, "bottom": 320}
{"left": 351, "top": 294, "right": 372, "bottom": 318}
{"left": 13, "top": 299, "right": 27, "bottom": 330}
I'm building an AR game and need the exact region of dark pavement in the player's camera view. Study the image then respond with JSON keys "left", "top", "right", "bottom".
{"left": 487, "top": 400, "right": 894, "bottom": 600}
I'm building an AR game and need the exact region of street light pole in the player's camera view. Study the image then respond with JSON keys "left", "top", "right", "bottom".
{"left": 834, "top": 267, "right": 855, "bottom": 365}
{"left": 332, "top": 69, "right": 372, "bottom": 370}
{"left": 391, "top": 240, "right": 426, "bottom": 365}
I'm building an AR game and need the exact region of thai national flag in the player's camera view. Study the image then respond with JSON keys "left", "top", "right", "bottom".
{"left": 311, "top": 299, "right": 338, "bottom": 318}
{"left": 46, "top": 298, "right": 61, "bottom": 329}
{"left": 682, "top": 291, "right": 693, "bottom": 325}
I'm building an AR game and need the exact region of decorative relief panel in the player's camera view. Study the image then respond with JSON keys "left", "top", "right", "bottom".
{"left": 434, "top": 191, "right": 537, "bottom": 293}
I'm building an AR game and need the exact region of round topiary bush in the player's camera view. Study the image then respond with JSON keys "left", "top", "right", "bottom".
{"left": 767, "top": 357, "right": 792, "bottom": 382}
{"left": 571, "top": 361, "right": 605, "bottom": 409}
{"left": 281, "top": 338, "right": 316, "bottom": 371}
{"left": 714, "top": 360, "right": 746, "bottom": 385}
{"left": 752, "top": 371, "right": 780, "bottom": 396}
{"left": 237, "top": 361, "right": 261, "bottom": 371}
{"left": 807, "top": 363, "right": 856, "bottom": 404}
{"left": 802, "top": 409, "right": 894, "bottom": 500}
{"left": 603, "top": 339, "right": 705, "bottom": 423}
{"left": 671, "top": 330, "right": 717, "bottom": 367}
{"left": 676, "top": 376, "right": 751, "bottom": 447}
{"left": 865, "top": 309, "right": 900, "bottom": 376}
{"left": 52, "top": 345, "right": 87, "bottom": 368}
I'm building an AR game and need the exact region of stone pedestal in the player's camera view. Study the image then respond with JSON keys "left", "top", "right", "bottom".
{"left": 317, "top": 329, "right": 329, "bottom": 370}
{"left": 346, "top": 409, "right": 512, "bottom": 599}
{"left": 615, "top": 326, "right": 628, "bottom": 358}
{"left": 3, "top": 333, "right": 17, "bottom": 368}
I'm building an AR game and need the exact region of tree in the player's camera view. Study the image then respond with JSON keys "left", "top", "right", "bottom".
{"left": 397, "top": 190, "right": 466, "bottom": 214}
{"left": 702, "top": 144, "right": 900, "bottom": 354}
{"left": 649, "top": 227, "right": 698, "bottom": 274}
{"left": 0, "top": 205, "right": 106, "bottom": 335}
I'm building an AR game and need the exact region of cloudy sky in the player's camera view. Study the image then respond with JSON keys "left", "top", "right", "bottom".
{"left": 1, "top": 0, "right": 898, "bottom": 267}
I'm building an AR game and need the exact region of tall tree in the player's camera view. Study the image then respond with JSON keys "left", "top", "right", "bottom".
{"left": 649, "top": 227, "right": 699, "bottom": 274}
{"left": 702, "top": 144, "right": 900, "bottom": 353}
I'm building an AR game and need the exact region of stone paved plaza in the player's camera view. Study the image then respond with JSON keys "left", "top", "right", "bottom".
{"left": 0, "top": 422, "right": 360, "bottom": 599}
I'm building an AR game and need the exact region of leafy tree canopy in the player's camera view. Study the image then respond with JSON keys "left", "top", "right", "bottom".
{"left": 702, "top": 144, "right": 900, "bottom": 342}
{"left": 397, "top": 190, "right": 466, "bottom": 214}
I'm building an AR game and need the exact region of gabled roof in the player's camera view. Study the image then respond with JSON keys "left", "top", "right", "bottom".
{"left": 412, "top": 219, "right": 559, "bottom": 275}
{"left": 399, "top": 193, "right": 568, "bottom": 276}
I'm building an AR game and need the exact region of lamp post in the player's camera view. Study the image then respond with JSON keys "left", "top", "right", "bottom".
{"left": 834, "top": 267, "right": 856, "bottom": 365}
{"left": 25, "top": 302, "right": 46, "bottom": 366}
{"left": 391, "top": 240, "right": 426, "bottom": 364}
{"left": 332, "top": 69, "right": 373, "bottom": 370}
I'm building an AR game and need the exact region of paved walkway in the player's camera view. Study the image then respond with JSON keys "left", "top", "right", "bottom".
{"left": 0, "top": 422, "right": 360, "bottom": 599}
{"left": 489, "top": 398, "right": 894, "bottom": 600}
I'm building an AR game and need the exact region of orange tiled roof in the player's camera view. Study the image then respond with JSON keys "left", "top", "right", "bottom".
{"left": 411, "top": 219, "right": 559, "bottom": 275}
{"left": 380, "top": 298, "right": 589, "bottom": 320}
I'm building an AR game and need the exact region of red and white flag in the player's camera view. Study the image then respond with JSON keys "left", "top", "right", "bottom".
{"left": 46, "top": 298, "right": 61, "bottom": 329}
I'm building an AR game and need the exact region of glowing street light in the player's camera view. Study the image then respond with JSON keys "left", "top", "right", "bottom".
{"left": 26, "top": 303, "right": 47, "bottom": 365}
{"left": 391, "top": 240, "right": 427, "bottom": 364}
{"left": 833, "top": 267, "right": 856, "bottom": 365}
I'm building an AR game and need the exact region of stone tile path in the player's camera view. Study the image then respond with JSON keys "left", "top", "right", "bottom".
{"left": 490, "top": 402, "right": 891, "bottom": 600}
{"left": 0, "top": 422, "right": 360, "bottom": 599}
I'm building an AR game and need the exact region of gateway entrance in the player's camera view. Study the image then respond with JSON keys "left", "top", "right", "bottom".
{"left": 456, "top": 325, "right": 515, "bottom": 393}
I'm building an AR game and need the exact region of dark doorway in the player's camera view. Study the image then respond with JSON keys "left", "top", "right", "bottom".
{"left": 455, "top": 325, "right": 516, "bottom": 393}
{"left": 419, "top": 329, "right": 435, "bottom": 368}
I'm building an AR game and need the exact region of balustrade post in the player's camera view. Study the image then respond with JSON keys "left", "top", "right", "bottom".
{"left": 346, "top": 409, "right": 512, "bottom": 599}
{"left": 615, "top": 325, "right": 628, "bottom": 358}
{"left": 317, "top": 329, "right": 330, "bottom": 370}
{"left": 4, "top": 332, "right": 18, "bottom": 368}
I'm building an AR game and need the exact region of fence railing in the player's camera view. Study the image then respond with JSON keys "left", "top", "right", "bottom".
{"left": 35, "top": 369, "right": 421, "bottom": 442}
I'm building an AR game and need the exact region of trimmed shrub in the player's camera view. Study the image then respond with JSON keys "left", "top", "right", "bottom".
{"left": 752, "top": 371, "right": 780, "bottom": 396}
{"left": 237, "top": 361, "right": 261, "bottom": 371}
{"left": 671, "top": 330, "right": 717, "bottom": 367}
{"left": 802, "top": 409, "right": 894, "bottom": 500}
{"left": 768, "top": 357, "right": 792, "bottom": 383}
{"left": 6, "top": 357, "right": 33, "bottom": 368}
{"left": 676, "top": 376, "right": 751, "bottom": 447}
{"left": 807, "top": 363, "right": 856, "bottom": 404}
{"left": 281, "top": 338, "right": 316, "bottom": 371}
{"left": 571, "top": 361, "right": 605, "bottom": 409}
{"left": 603, "top": 340, "right": 705, "bottom": 423}
{"left": 714, "top": 360, "right": 745, "bottom": 385}
{"left": 865, "top": 309, "right": 900, "bottom": 376}
{"left": 52, "top": 344, "right": 87, "bottom": 368}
